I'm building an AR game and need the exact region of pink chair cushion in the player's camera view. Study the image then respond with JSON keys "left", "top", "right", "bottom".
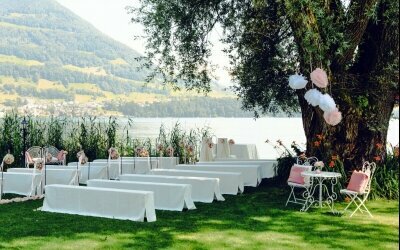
{"left": 56, "top": 150, "right": 65, "bottom": 161}
{"left": 288, "top": 164, "right": 311, "bottom": 185}
{"left": 25, "top": 152, "right": 33, "bottom": 163}
{"left": 347, "top": 171, "right": 369, "bottom": 193}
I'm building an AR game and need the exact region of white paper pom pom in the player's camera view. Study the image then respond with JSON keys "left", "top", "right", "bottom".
{"left": 288, "top": 74, "right": 308, "bottom": 90}
{"left": 319, "top": 94, "right": 336, "bottom": 112}
{"left": 304, "top": 89, "right": 323, "bottom": 107}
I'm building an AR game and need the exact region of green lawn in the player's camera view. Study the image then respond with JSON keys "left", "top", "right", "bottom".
{"left": 0, "top": 182, "right": 398, "bottom": 250}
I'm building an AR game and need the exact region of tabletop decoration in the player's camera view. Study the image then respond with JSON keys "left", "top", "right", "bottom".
{"left": 228, "top": 139, "right": 235, "bottom": 145}
{"left": 156, "top": 144, "right": 164, "bottom": 156}
{"left": 314, "top": 161, "right": 325, "bottom": 173}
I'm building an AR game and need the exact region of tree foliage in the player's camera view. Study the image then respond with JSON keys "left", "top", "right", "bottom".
{"left": 130, "top": 0, "right": 398, "bottom": 114}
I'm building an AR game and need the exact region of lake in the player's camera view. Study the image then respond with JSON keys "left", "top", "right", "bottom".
{"left": 126, "top": 117, "right": 399, "bottom": 159}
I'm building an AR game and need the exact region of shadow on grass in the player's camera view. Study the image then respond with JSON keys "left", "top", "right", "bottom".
{"left": 0, "top": 180, "right": 398, "bottom": 249}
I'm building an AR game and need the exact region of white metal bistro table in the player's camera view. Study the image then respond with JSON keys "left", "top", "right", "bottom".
{"left": 300, "top": 171, "right": 342, "bottom": 213}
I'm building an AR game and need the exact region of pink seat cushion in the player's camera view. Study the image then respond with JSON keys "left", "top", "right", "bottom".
{"left": 347, "top": 171, "right": 369, "bottom": 193}
{"left": 288, "top": 164, "right": 311, "bottom": 185}
{"left": 25, "top": 152, "right": 33, "bottom": 164}
{"left": 56, "top": 150, "right": 65, "bottom": 161}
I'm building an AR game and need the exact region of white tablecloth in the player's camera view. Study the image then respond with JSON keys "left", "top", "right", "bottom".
{"left": 151, "top": 169, "right": 244, "bottom": 195}
{"left": 199, "top": 160, "right": 277, "bottom": 178}
{"left": 176, "top": 164, "right": 261, "bottom": 187}
{"left": 7, "top": 168, "right": 79, "bottom": 187}
{"left": 42, "top": 184, "right": 156, "bottom": 222}
{"left": 87, "top": 179, "right": 195, "bottom": 211}
{"left": 1, "top": 172, "right": 42, "bottom": 196}
{"left": 120, "top": 174, "right": 224, "bottom": 202}
{"left": 229, "top": 144, "right": 259, "bottom": 160}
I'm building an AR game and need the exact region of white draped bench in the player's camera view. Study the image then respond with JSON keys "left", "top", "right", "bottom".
{"left": 42, "top": 185, "right": 156, "bottom": 222}
{"left": 151, "top": 169, "right": 244, "bottom": 195}
{"left": 64, "top": 165, "right": 108, "bottom": 184}
{"left": 120, "top": 174, "right": 224, "bottom": 202}
{"left": 7, "top": 168, "right": 79, "bottom": 187}
{"left": 87, "top": 179, "right": 195, "bottom": 211}
{"left": 175, "top": 164, "right": 262, "bottom": 187}
{"left": 1, "top": 172, "right": 42, "bottom": 196}
{"left": 199, "top": 160, "right": 277, "bottom": 179}
{"left": 91, "top": 159, "right": 159, "bottom": 176}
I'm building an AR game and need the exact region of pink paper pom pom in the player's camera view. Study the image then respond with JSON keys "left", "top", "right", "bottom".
{"left": 310, "top": 68, "right": 329, "bottom": 88}
{"left": 324, "top": 108, "right": 342, "bottom": 126}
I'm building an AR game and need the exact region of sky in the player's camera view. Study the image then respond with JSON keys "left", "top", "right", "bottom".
{"left": 56, "top": 0, "right": 232, "bottom": 86}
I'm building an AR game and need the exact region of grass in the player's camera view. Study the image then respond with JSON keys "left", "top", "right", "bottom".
{"left": 0, "top": 182, "right": 398, "bottom": 250}
{"left": 0, "top": 54, "right": 43, "bottom": 66}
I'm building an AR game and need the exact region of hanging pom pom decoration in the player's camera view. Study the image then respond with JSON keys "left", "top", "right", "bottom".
{"left": 319, "top": 93, "right": 336, "bottom": 112}
{"left": 304, "top": 89, "right": 323, "bottom": 107}
{"left": 310, "top": 68, "right": 329, "bottom": 88}
{"left": 324, "top": 108, "right": 342, "bottom": 126}
{"left": 288, "top": 74, "right": 308, "bottom": 89}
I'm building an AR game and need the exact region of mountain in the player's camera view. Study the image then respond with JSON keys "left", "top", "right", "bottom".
{"left": 0, "top": 0, "right": 245, "bottom": 117}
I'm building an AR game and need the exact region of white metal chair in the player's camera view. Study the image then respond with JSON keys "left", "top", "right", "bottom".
{"left": 45, "top": 146, "right": 66, "bottom": 166}
{"left": 285, "top": 156, "right": 318, "bottom": 206}
{"left": 25, "top": 146, "right": 45, "bottom": 168}
{"left": 340, "top": 161, "right": 376, "bottom": 217}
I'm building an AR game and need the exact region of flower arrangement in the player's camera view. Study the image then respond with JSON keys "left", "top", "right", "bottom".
{"left": 156, "top": 144, "right": 164, "bottom": 156}
{"left": 35, "top": 159, "right": 44, "bottom": 170}
{"left": 76, "top": 150, "right": 88, "bottom": 165}
{"left": 3, "top": 154, "right": 14, "bottom": 165}
{"left": 136, "top": 147, "right": 149, "bottom": 157}
{"left": 228, "top": 139, "right": 235, "bottom": 145}
{"left": 108, "top": 147, "right": 120, "bottom": 160}
{"left": 186, "top": 144, "right": 194, "bottom": 154}
{"left": 166, "top": 145, "right": 174, "bottom": 157}
{"left": 218, "top": 138, "right": 225, "bottom": 144}
{"left": 314, "top": 161, "right": 325, "bottom": 173}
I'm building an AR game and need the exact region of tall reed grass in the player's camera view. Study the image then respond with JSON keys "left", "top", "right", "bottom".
{"left": 0, "top": 113, "right": 212, "bottom": 168}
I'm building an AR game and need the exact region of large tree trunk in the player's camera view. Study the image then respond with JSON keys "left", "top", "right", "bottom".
{"left": 299, "top": 75, "right": 396, "bottom": 172}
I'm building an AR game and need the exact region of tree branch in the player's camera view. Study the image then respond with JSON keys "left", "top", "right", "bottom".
{"left": 333, "top": 0, "right": 379, "bottom": 70}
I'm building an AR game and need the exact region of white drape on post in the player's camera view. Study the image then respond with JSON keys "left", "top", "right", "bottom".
{"left": 200, "top": 138, "right": 213, "bottom": 162}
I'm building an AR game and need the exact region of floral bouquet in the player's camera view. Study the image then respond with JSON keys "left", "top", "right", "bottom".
{"left": 136, "top": 147, "right": 149, "bottom": 157}
{"left": 108, "top": 147, "right": 120, "bottom": 160}
{"left": 3, "top": 153, "right": 14, "bottom": 165}
{"left": 166, "top": 146, "right": 174, "bottom": 157}
{"left": 228, "top": 139, "right": 235, "bottom": 145}
{"left": 186, "top": 144, "right": 194, "bottom": 154}
{"left": 314, "top": 161, "right": 325, "bottom": 173}
{"left": 77, "top": 150, "right": 88, "bottom": 165}
{"left": 156, "top": 144, "right": 164, "bottom": 156}
{"left": 218, "top": 138, "right": 225, "bottom": 144}
{"left": 35, "top": 159, "right": 44, "bottom": 170}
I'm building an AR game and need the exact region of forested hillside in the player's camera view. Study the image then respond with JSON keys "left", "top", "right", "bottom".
{"left": 0, "top": 0, "right": 254, "bottom": 117}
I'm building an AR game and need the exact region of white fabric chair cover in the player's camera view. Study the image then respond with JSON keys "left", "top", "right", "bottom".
{"left": 200, "top": 138, "right": 214, "bottom": 162}
{"left": 216, "top": 138, "right": 230, "bottom": 159}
